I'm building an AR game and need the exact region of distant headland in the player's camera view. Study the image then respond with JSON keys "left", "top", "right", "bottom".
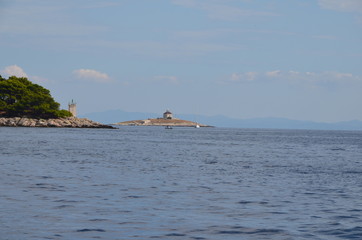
{"left": 115, "top": 110, "right": 211, "bottom": 127}
{"left": 0, "top": 75, "right": 114, "bottom": 129}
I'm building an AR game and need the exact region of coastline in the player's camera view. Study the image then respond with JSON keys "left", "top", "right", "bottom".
{"left": 0, "top": 117, "right": 115, "bottom": 129}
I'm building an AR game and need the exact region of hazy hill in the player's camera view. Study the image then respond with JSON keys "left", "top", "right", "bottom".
{"left": 80, "top": 109, "right": 362, "bottom": 130}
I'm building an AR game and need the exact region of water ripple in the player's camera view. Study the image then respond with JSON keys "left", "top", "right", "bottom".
{"left": 1, "top": 127, "right": 362, "bottom": 240}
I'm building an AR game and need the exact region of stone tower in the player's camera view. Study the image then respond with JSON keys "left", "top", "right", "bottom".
{"left": 68, "top": 100, "right": 77, "bottom": 117}
{"left": 163, "top": 110, "right": 173, "bottom": 119}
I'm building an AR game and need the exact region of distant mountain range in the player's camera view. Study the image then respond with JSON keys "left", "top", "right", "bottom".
{"left": 80, "top": 109, "right": 362, "bottom": 131}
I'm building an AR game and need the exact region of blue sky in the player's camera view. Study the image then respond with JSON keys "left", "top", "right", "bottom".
{"left": 1, "top": 0, "right": 362, "bottom": 122}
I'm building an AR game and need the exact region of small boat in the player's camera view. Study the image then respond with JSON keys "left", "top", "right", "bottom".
{"left": 165, "top": 126, "right": 173, "bottom": 129}
{"left": 195, "top": 124, "right": 200, "bottom": 128}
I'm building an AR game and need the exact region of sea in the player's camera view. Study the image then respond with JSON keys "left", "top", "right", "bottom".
{"left": 1, "top": 126, "right": 362, "bottom": 240}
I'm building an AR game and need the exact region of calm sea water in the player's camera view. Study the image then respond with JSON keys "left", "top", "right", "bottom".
{"left": 1, "top": 126, "right": 362, "bottom": 240}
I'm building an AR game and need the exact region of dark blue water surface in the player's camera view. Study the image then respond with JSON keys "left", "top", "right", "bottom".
{"left": 1, "top": 126, "right": 362, "bottom": 240}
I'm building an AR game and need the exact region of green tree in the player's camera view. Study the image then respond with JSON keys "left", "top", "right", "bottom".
{"left": 0, "top": 75, "right": 72, "bottom": 118}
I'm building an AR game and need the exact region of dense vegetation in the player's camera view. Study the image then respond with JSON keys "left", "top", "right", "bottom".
{"left": 0, "top": 75, "right": 72, "bottom": 119}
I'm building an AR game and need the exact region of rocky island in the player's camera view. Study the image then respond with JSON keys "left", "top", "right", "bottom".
{"left": 0, "top": 75, "right": 114, "bottom": 129}
{"left": 115, "top": 110, "right": 211, "bottom": 127}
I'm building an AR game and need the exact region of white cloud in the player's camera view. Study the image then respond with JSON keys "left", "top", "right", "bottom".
{"left": 288, "top": 71, "right": 300, "bottom": 75}
{"left": 230, "top": 73, "right": 241, "bottom": 82}
{"left": 1, "top": 65, "right": 28, "bottom": 78}
{"left": 318, "top": 71, "right": 358, "bottom": 82}
{"left": 1, "top": 65, "right": 50, "bottom": 83}
{"left": 266, "top": 70, "right": 281, "bottom": 77}
{"left": 230, "top": 72, "right": 258, "bottom": 82}
{"left": 318, "top": 0, "right": 362, "bottom": 13}
{"left": 73, "top": 69, "right": 111, "bottom": 83}
{"left": 153, "top": 75, "right": 179, "bottom": 84}
{"left": 245, "top": 72, "right": 258, "bottom": 81}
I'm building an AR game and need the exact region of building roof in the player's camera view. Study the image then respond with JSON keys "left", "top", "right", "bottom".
{"left": 164, "top": 110, "right": 172, "bottom": 114}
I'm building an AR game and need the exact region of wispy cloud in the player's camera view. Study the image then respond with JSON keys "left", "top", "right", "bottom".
{"left": 94, "top": 40, "right": 243, "bottom": 57}
{"left": 173, "top": 29, "right": 239, "bottom": 40}
{"left": 312, "top": 35, "right": 337, "bottom": 40}
{"left": 226, "top": 70, "right": 362, "bottom": 85}
{"left": 153, "top": 75, "right": 180, "bottom": 85}
{"left": 73, "top": 69, "right": 111, "bottom": 83}
{"left": 265, "top": 70, "right": 361, "bottom": 83}
{"left": 31, "top": 76, "right": 50, "bottom": 84}
{"left": 172, "top": 0, "right": 278, "bottom": 21}
{"left": 318, "top": 0, "right": 362, "bottom": 13}
{"left": 265, "top": 70, "right": 282, "bottom": 78}
{"left": 0, "top": 1, "right": 109, "bottom": 36}
{"left": 78, "top": 1, "right": 122, "bottom": 9}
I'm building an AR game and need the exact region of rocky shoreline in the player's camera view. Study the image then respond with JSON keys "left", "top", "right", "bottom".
{"left": 115, "top": 118, "right": 211, "bottom": 127}
{"left": 0, "top": 117, "right": 115, "bottom": 128}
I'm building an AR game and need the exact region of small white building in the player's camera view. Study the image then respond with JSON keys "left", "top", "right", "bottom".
{"left": 163, "top": 110, "right": 173, "bottom": 119}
